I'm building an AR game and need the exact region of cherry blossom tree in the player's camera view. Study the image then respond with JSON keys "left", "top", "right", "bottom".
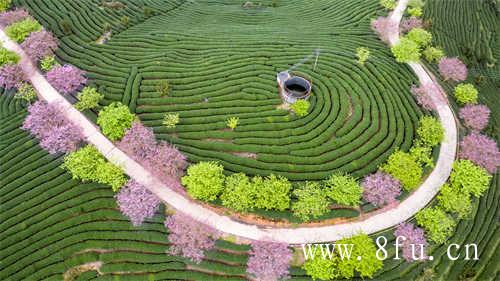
{"left": 400, "top": 17, "right": 423, "bottom": 33}
{"left": 459, "top": 104, "right": 490, "bottom": 131}
{"left": 438, "top": 57, "right": 467, "bottom": 82}
{"left": 410, "top": 83, "right": 441, "bottom": 111}
{"left": 39, "top": 123, "right": 84, "bottom": 154}
{"left": 115, "top": 180, "right": 160, "bottom": 226}
{"left": 46, "top": 64, "right": 86, "bottom": 94}
{"left": 21, "top": 30, "right": 58, "bottom": 61}
{"left": 0, "top": 63, "right": 25, "bottom": 89}
{"left": 247, "top": 240, "right": 292, "bottom": 281}
{"left": 362, "top": 171, "right": 402, "bottom": 207}
{"left": 371, "top": 16, "right": 397, "bottom": 43}
{"left": 459, "top": 133, "right": 500, "bottom": 174}
{"left": 0, "top": 8, "right": 30, "bottom": 26}
{"left": 164, "top": 212, "right": 220, "bottom": 263}
{"left": 394, "top": 222, "right": 428, "bottom": 262}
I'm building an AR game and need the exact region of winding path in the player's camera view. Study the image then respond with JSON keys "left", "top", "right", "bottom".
{"left": 0, "top": 0, "right": 456, "bottom": 244}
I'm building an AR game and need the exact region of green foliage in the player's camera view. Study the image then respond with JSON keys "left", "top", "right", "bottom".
{"left": 303, "top": 250, "right": 341, "bottom": 280}
{"left": 454, "top": 83, "right": 478, "bottom": 105}
{"left": 391, "top": 38, "right": 421, "bottom": 63}
{"left": 253, "top": 174, "right": 291, "bottom": 211}
{"left": 323, "top": 173, "right": 362, "bottom": 206}
{"left": 220, "top": 173, "right": 256, "bottom": 212}
{"left": 163, "top": 113, "right": 180, "bottom": 128}
{"left": 156, "top": 79, "right": 169, "bottom": 96}
{"left": 121, "top": 16, "right": 129, "bottom": 26}
{"left": 356, "top": 47, "right": 370, "bottom": 65}
{"left": 40, "top": 55, "right": 59, "bottom": 71}
{"left": 182, "top": 161, "right": 225, "bottom": 201}
{"left": 75, "top": 87, "right": 104, "bottom": 111}
{"left": 290, "top": 99, "right": 310, "bottom": 117}
{"left": 0, "top": 0, "right": 11, "bottom": 11}
{"left": 416, "top": 116, "right": 444, "bottom": 147}
{"left": 408, "top": 0, "right": 424, "bottom": 8}
{"left": 405, "top": 28, "right": 432, "bottom": 47}
{"left": 14, "top": 83, "right": 37, "bottom": 103}
{"left": 422, "top": 46, "right": 445, "bottom": 63}
{"left": 381, "top": 150, "right": 422, "bottom": 190}
{"left": 97, "top": 102, "right": 135, "bottom": 141}
{"left": 292, "top": 182, "right": 329, "bottom": 221}
{"left": 437, "top": 184, "right": 472, "bottom": 219}
{"left": 450, "top": 160, "right": 491, "bottom": 197}
{"left": 409, "top": 144, "right": 434, "bottom": 168}
{"left": 5, "top": 18, "right": 42, "bottom": 43}
{"left": 0, "top": 48, "right": 20, "bottom": 66}
{"left": 407, "top": 7, "right": 423, "bottom": 17}
{"left": 380, "top": 0, "right": 396, "bottom": 9}
{"left": 416, "top": 207, "right": 456, "bottom": 244}
{"left": 226, "top": 116, "right": 239, "bottom": 130}
{"left": 60, "top": 18, "right": 72, "bottom": 35}
{"left": 62, "top": 145, "right": 127, "bottom": 191}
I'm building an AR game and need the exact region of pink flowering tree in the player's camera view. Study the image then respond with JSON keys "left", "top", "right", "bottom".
{"left": 394, "top": 222, "right": 428, "bottom": 262}
{"left": 247, "top": 240, "right": 292, "bottom": 281}
{"left": 164, "top": 212, "right": 220, "bottom": 263}
{"left": 21, "top": 30, "right": 58, "bottom": 61}
{"left": 438, "top": 57, "right": 467, "bottom": 82}
{"left": 459, "top": 104, "right": 490, "bottom": 132}
{"left": 400, "top": 17, "right": 423, "bottom": 33}
{"left": 371, "top": 16, "right": 398, "bottom": 43}
{"left": 459, "top": 133, "right": 500, "bottom": 174}
{"left": 0, "top": 8, "right": 30, "bottom": 26}
{"left": 46, "top": 64, "right": 86, "bottom": 94}
{"left": 410, "top": 83, "right": 443, "bottom": 111}
{"left": 115, "top": 180, "right": 160, "bottom": 226}
{"left": 362, "top": 171, "right": 402, "bottom": 207}
{"left": 0, "top": 64, "right": 25, "bottom": 89}
{"left": 22, "top": 101, "right": 84, "bottom": 154}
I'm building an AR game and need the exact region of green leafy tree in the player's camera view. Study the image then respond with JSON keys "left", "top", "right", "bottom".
{"left": 181, "top": 161, "right": 225, "bottom": 201}
{"left": 391, "top": 38, "right": 421, "bottom": 63}
{"left": 409, "top": 144, "right": 434, "bottom": 168}
{"left": 5, "top": 18, "right": 42, "bottom": 42}
{"left": 292, "top": 182, "right": 329, "bottom": 221}
{"left": 356, "top": 47, "right": 370, "bottom": 65}
{"left": 405, "top": 28, "right": 432, "bottom": 47}
{"left": 40, "top": 55, "right": 59, "bottom": 71}
{"left": 381, "top": 150, "right": 422, "bottom": 190}
{"left": 156, "top": 80, "right": 169, "bottom": 96}
{"left": 323, "top": 173, "right": 362, "bottom": 206}
{"left": 437, "top": 184, "right": 472, "bottom": 219}
{"left": 14, "top": 83, "right": 37, "bottom": 103}
{"left": 226, "top": 116, "right": 239, "bottom": 130}
{"left": 417, "top": 116, "right": 444, "bottom": 147}
{"left": 454, "top": 83, "right": 478, "bottom": 105}
{"left": 121, "top": 16, "right": 130, "bottom": 26}
{"left": 94, "top": 161, "right": 127, "bottom": 191}
{"left": 0, "top": 48, "right": 20, "bottom": 66}
{"left": 253, "top": 174, "right": 291, "bottom": 211}
{"left": 97, "top": 102, "right": 135, "bottom": 141}
{"left": 163, "top": 113, "right": 180, "bottom": 128}
{"left": 0, "top": 0, "right": 11, "bottom": 12}
{"left": 416, "top": 207, "right": 456, "bottom": 244}
{"left": 449, "top": 160, "right": 491, "bottom": 197}
{"left": 380, "top": 0, "right": 396, "bottom": 9}
{"left": 220, "top": 173, "right": 256, "bottom": 212}
{"left": 422, "top": 46, "right": 445, "bottom": 63}
{"left": 290, "top": 99, "right": 310, "bottom": 117}
{"left": 75, "top": 87, "right": 103, "bottom": 111}
{"left": 407, "top": 7, "right": 423, "bottom": 17}
{"left": 303, "top": 250, "right": 340, "bottom": 280}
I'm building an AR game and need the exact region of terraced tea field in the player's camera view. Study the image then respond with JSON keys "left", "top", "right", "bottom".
{"left": 15, "top": 0, "right": 422, "bottom": 180}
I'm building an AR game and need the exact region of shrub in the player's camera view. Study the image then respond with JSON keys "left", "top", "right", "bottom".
{"left": 394, "top": 223, "right": 428, "bottom": 262}
{"left": 0, "top": 0, "right": 10, "bottom": 11}
{"left": 0, "top": 63, "right": 25, "bottom": 89}
{"left": 416, "top": 207, "right": 456, "bottom": 244}
{"left": 437, "top": 184, "right": 472, "bottom": 219}
{"left": 46, "top": 64, "right": 87, "bottom": 94}
{"left": 292, "top": 182, "right": 329, "bottom": 221}
{"left": 116, "top": 180, "right": 160, "bottom": 226}
{"left": 422, "top": 46, "right": 445, "bottom": 63}
{"left": 416, "top": 116, "right": 444, "bottom": 147}
{"left": 120, "top": 15, "right": 129, "bottom": 26}
{"left": 450, "top": 160, "right": 491, "bottom": 197}
{"left": 391, "top": 38, "right": 421, "bottom": 63}
{"left": 0, "top": 48, "right": 19, "bottom": 66}
{"left": 409, "top": 144, "right": 434, "bottom": 168}
{"left": 371, "top": 16, "right": 397, "bottom": 43}
{"left": 226, "top": 116, "right": 239, "bottom": 129}
{"left": 156, "top": 79, "right": 169, "bottom": 96}
{"left": 253, "top": 174, "right": 291, "bottom": 211}
{"left": 410, "top": 83, "right": 440, "bottom": 111}
{"left": 75, "top": 87, "right": 103, "bottom": 111}
{"left": 405, "top": 28, "right": 432, "bottom": 47}
{"left": 14, "top": 83, "right": 36, "bottom": 103}
{"left": 459, "top": 104, "right": 490, "bottom": 131}
{"left": 0, "top": 8, "right": 30, "bottom": 26}
{"left": 400, "top": 17, "right": 423, "bottom": 33}
{"left": 60, "top": 18, "right": 72, "bottom": 34}
{"left": 362, "top": 171, "right": 401, "bottom": 207}
{"left": 220, "top": 173, "right": 256, "bottom": 212}
{"left": 323, "top": 173, "right": 362, "bottom": 207}
{"left": 459, "top": 133, "right": 500, "bottom": 174}
{"left": 408, "top": 0, "right": 424, "bottom": 8}
{"left": 356, "top": 47, "right": 370, "bottom": 65}
{"left": 453, "top": 83, "right": 478, "bottom": 105}
{"left": 407, "top": 7, "right": 423, "bottom": 17}
{"left": 247, "top": 241, "right": 292, "bottom": 281}
{"left": 380, "top": 0, "right": 396, "bottom": 9}
{"left": 303, "top": 250, "right": 340, "bottom": 280}
{"left": 40, "top": 55, "right": 58, "bottom": 71}
{"left": 5, "top": 18, "right": 41, "bottom": 42}
{"left": 20, "top": 30, "right": 58, "bottom": 61}
{"left": 97, "top": 102, "right": 135, "bottom": 141}
{"left": 290, "top": 99, "right": 310, "bottom": 117}
{"left": 182, "top": 161, "right": 225, "bottom": 201}
{"left": 162, "top": 112, "right": 179, "bottom": 128}
{"left": 381, "top": 150, "right": 422, "bottom": 190}
{"left": 165, "top": 212, "right": 220, "bottom": 263}
{"left": 438, "top": 57, "right": 467, "bottom": 82}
